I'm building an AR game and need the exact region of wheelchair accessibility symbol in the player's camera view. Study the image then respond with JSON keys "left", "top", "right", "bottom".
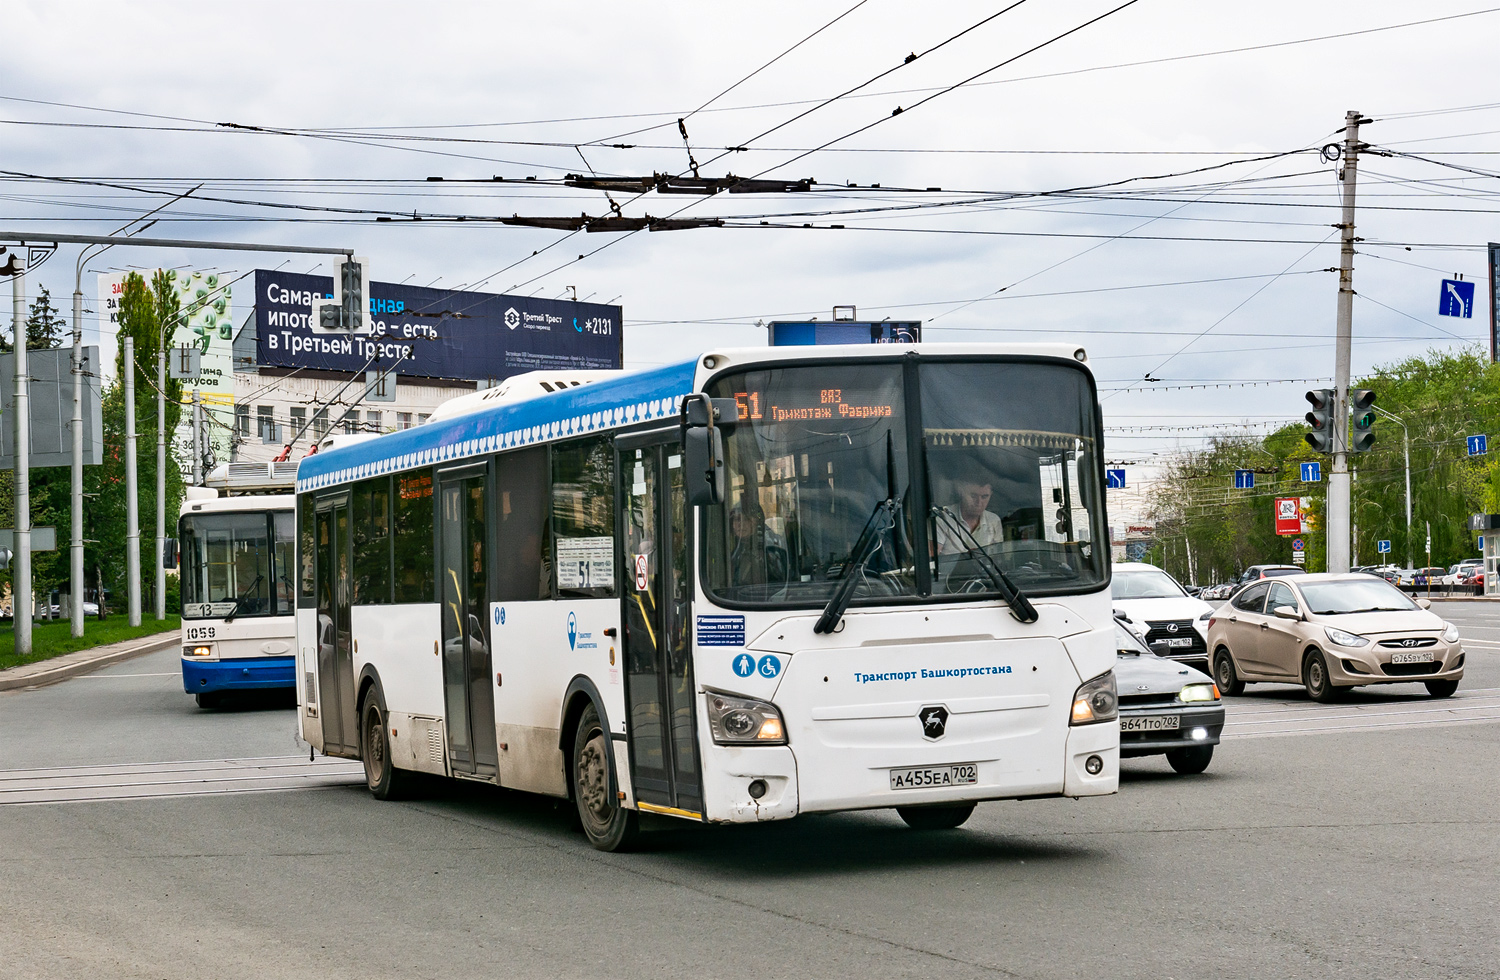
{"left": 757, "top": 655, "right": 781, "bottom": 678}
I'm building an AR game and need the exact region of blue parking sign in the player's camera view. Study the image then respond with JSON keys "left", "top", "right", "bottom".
{"left": 1377, "top": 539, "right": 1391, "bottom": 554}
{"left": 1234, "top": 469, "right": 1254, "bottom": 489}
{"left": 1439, "top": 278, "right": 1475, "bottom": 318}
{"left": 1300, "top": 461, "right": 1321, "bottom": 482}
{"left": 1468, "top": 434, "right": 1487, "bottom": 456}
{"left": 1106, "top": 468, "right": 1126, "bottom": 489}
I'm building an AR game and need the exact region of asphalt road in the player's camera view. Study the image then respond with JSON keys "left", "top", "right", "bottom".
{"left": 2, "top": 604, "right": 1497, "bottom": 979}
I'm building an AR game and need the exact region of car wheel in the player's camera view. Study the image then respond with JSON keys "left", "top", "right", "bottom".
{"left": 1213, "top": 648, "right": 1245, "bottom": 696}
{"left": 194, "top": 691, "right": 220, "bottom": 710}
{"left": 1424, "top": 679, "right": 1459, "bottom": 698}
{"left": 1303, "top": 650, "right": 1341, "bottom": 703}
{"left": 360, "top": 692, "right": 416, "bottom": 801}
{"left": 897, "top": 803, "right": 976, "bottom": 830}
{"left": 573, "top": 703, "right": 639, "bottom": 851}
{"left": 1165, "top": 745, "right": 1213, "bottom": 774}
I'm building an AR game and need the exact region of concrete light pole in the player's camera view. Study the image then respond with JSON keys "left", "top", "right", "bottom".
{"left": 156, "top": 348, "right": 166, "bottom": 621}
{"left": 11, "top": 266, "right": 31, "bottom": 653}
{"left": 1326, "top": 109, "right": 1370, "bottom": 576}
{"left": 124, "top": 336, "right": 141, "bottom": 626}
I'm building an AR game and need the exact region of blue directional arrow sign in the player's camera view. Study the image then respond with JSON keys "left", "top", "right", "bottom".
{"left": 1234, "top": 469, "right": 1254, "bottom": 489}
{"left": 1468, "top": 434, "right": 1488, "bottom": 457}
{"left": 1439, "top": 278, "right": 1475, "bottom": 318}
{"left": 1106, "top": 468, "right": 1126, "bottom": 489}
{"left": 1300, "top": 461, "right": 1321, "bottom": 482}
{"left": 1377, "top": 539, "right": 1391, "bottom": 554}
{"left": 1478, "top": 535, "right": 1486, "bottom": 552}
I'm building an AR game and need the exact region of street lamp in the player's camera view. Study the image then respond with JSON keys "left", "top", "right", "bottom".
{"left": 1373, "top": 406, "right": 1411, "bottom": 570}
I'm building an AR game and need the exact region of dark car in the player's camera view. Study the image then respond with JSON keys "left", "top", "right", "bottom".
{"left": 1113, "top": 622, "right": 1225, "bottom": 774}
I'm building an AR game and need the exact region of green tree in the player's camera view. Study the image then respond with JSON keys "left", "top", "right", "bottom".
{"left": 0, "top": 285, "right": 68, "bottom": 352}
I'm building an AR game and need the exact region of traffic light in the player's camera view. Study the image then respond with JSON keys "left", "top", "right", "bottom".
{"left": 1350, "top": 389, "right": 1377, "bottom": 452}
{"left": 1305, "top": 388, "right": 1335, "bottom": 453}
{"left": 312, "top": 257, "right": 370, "bottom": 333}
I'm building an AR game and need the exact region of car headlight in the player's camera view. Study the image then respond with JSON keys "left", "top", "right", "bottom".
{"left": 1443, "top": 622, "right": 1460, "bottom": 643}
{"left": 1324, "top": 626, "right": 1370, "bottom": 648}
{"left": 1070, "top": 670, "right": 1118, "bottom": 725}
{"left": 1179, "top": 682, "right": 1220, "bottom": 702}
{"left": 1198, "top": 610, "right": 1212, "bottom": 621}
{"left": 705, "top": 691, "right": 787, "bottom": 745}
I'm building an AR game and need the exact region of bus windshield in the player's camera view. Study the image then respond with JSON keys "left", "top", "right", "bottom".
{"left": 703, "top": 358, "right": 1106, "bottom": 607}
{"left": 180, "top": 511, "right": 295, "bottom": 618}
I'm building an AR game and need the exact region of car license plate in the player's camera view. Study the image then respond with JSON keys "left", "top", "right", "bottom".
{"left": 1120, "top": 715, "right": 1180, "bottom": 732}
{"left": 1390, "top": 650, "right": 1431, "bottom": 665}
{"left": 1163, "top": 637, "right": 1193, "bottom": 648}
{"left": 889, "top": 764, "right": 978, "bottom": 790}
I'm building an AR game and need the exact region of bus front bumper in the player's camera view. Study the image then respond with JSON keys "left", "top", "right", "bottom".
{"left": 182, "top": 656, "right": 296, "bottom": 694}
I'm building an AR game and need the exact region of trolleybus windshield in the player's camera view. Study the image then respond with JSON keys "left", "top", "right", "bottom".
{"left": 703, "top": 359, "right": 1105, "bottom": 606}
{"left": 180, "top": 512, "right": 296, "bottom": 618}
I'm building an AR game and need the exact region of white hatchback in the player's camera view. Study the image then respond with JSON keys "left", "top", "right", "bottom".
{"left": 1111, "top": 562, "right": 1216, "bottom": 671}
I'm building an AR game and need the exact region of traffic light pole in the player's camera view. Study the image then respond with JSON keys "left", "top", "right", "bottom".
{"left": 1328, "top": 110, "right": 1366, "bottom": 575}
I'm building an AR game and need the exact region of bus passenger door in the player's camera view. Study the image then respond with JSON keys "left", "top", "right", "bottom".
{"left": 439, "top": 467, "right": 499, "bottom": 779}
{"left": 315, "top": 497, "right": 357, "bottom": 756}
{"left": 619, "top": 440, "right": 702, "bottom": 817}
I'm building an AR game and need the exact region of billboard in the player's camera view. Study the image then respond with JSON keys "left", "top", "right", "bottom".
{"left": 96, "top": 269, "right": 236, "bottom": 468}
{"left": 253, "top": 271, "right": 622, "bottom": 382}
{"left": 1275, "top": 497, "right": 1301, "bottom": 536}
{"left": 768, "top": 321, "right": 920, "bottom": 346}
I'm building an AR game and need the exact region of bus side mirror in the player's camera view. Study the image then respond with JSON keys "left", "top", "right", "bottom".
{"left": 163, "top": 538, "right": 178, "bottom": 569}
{"left": 684, "top": 425, "right": 726, "bottom": 506}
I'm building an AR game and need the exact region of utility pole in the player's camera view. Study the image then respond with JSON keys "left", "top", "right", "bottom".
{"left": 191, "top": 389, "right": 202, "bottom": 486}
{"left": 124, "top": 336, "right": 141, "bottom": 626}
{"left": 1327, "top": 109, "right": 1369, "bottom": 576}
{"left": 11, "top": 266, "right": 31, "bottom": 652}
{"left": 155, "top": 349, "right": 165, "bottom": 621}
{"left": 1373, "top": 406, "right": 1411, "bottom": 569}
{"left": 70, "top": 265, "right": 86, "bottom": 637}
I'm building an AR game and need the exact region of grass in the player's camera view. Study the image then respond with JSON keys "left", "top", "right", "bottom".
{"left": 0, "top": 615, "right": 180, "bottom": 672}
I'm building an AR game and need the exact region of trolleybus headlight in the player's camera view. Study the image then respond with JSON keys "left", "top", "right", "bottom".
{"left": 706, "top": 691, "right": 788, "bottom": 745}
{"left": 186, "top": 645, "right": 211, "bottom": 657}
{"left": 1070, "top": 670, "right": 1118, "bottom": 725}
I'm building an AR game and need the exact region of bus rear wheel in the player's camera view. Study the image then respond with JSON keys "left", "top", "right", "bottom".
{"left": 194, "top": 691, "right": 221, "bottom": 710}
{"left": 361, "top": 694, "right": 415, "bottom": 801}
{"left": 572, "top": 703, "right": 638, "bottom": 852}
{"left": 897, "top": 803, "right": 976, "bottom": 830}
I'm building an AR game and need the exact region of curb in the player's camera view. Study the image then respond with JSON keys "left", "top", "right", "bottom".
{"left": 0, "top": 633, "right": 179, "bottom": 693}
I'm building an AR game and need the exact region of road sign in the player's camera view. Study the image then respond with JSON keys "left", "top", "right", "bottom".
{"left": 1292, "top": 538, "right": 1305, "bottom": 552}
{"left": 1478, "top": 536, "right": 1485, "bottom": 552}
{"left": 0, "top": 527, "right": 57, "bottom": 551}
{"left": 1106, "top": 468, "right": 1126, "bottom": 489}
{"left": 1275, "top": 497, "right": 1301, "bottom": 536}
{"left": 1439, "top": 278, "right": 1475, "bottom": 318}
{"left": 1291, "top": 550, "right": 1306, "bottom": 565}
{"left": 1377, "top": 539, "right": 1391, "bottom": 554}
{"left": 169, "top": 345, "right": 201, "bottom": 380}
{"left": 1300, "top": 461, "right": 1321, "bottom": 482}
{"left": 1468, "top": 434, "right": 1488, "bottom": 456}
{"left": 1234, "top": 469, "right": 1254, "bottom": 489}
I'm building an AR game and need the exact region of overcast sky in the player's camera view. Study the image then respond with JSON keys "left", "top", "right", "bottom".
{"left": 4, "top": 0, "right": 1499, "bottom": 518}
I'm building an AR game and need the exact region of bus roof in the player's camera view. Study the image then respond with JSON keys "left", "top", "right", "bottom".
{"left": 294, "top": 342, "right": 1092, "bottom": 495}
{"left": 182, "top": 493, "right": 296, "bottom": 516}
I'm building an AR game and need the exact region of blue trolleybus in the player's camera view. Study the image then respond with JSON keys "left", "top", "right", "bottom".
{"left": 294, "top": 344, "right": 1121, "bottom": 849}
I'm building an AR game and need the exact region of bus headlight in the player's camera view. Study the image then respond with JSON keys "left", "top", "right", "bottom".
{"left": 706, "top": 691, "right": 787, "bottom": 745}
{"left": 185, "top": 645, "right": 212, "bottom": 657}
{"left": 1070, "top": 670, "right": 1118, "bottom": 725}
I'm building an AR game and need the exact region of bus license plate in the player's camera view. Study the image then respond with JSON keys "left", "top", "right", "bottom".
{"left": 1121, "top": 715, "right": 1179, "bottom": 732}
{"left": 889, "top": 764, "right": 977, "bottom": 790}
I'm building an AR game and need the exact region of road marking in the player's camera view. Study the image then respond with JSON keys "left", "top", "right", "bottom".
{"left": 1222, "top": 690, "right": 1500, "bottom": 739}
{"left": 0, "top": 755, "right": 364, "bottom": 805}
{"left": 76, "top": 672, "right": 181, "bottom": 678}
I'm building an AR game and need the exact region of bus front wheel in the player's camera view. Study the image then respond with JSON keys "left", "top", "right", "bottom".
{"left": 897, "top": 803, "right": 976, "bottom": 830}
{"left": 572, "top": 703, "right": 639, "bottom": 852}
{"left": 361, "top": 694, "right": 415, "bottom": 801}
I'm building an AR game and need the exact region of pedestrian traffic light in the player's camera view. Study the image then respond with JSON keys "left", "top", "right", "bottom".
{"left": 1305, "top": 388, "right": 1335, "bottom": 453}
{"left": 1350, "top": 389, "right": 1377, "bottom": 453}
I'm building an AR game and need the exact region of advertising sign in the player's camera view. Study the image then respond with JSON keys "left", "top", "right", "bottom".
{"left": 96, "top": 269, "right": 235, "bottom": 468}
{"left": 1275, "top": 497, "right": 1301, "bottom": 536}
{"left": 768, "top": 321, "right": 920, "bottom": 346}
{"left": 253, "top": 270, "right": 622, "bottom": 382}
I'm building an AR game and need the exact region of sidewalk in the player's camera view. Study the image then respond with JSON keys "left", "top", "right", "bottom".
{"left": 0, "top": 631, "right": 179, "bottom": 693}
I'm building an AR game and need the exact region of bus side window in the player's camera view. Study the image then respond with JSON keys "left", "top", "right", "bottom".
{"left": 551, "top": 435, "right": 616, "bottom": 598}
{"left": 394, "top": 470, "right": 435, "bottom": 603}
{"left": 494, "top": 447, "right": 549, "bottom": 601}
{"left": 353, "top": 476, "right": 392, "bottom": 605}
{"left": 298, "top": 494, "right": 316, "bottom": 602}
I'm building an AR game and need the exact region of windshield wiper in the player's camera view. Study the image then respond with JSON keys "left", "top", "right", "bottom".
{"left": 222, "top": 574, "right": 264, "bottom": 623}
{"left": 814, "top": 431, "right": 905, "bottom": 635}
{"left": 932, "top": 506, "right": 1038, "bottom": 624}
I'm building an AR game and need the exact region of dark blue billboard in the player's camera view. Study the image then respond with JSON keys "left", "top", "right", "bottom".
{"left": 768, "top": 321, "right": 920, "bottom": 346}
{"left": 254, "top": 270, "right": 622, "bottom": 382}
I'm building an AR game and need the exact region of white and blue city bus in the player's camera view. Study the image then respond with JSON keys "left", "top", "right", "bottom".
{"left": 294, "top": 345, "right": 1120, "bottom": 850}
{"left": 177, "top": 463, "right": 301, "bottom": 708}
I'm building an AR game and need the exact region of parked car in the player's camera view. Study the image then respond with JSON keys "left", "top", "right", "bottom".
{"left": 1206, "top": 573, "right": 1464, "bottom": 702}
{"left": 1198, "top": 581, "right": 1236, "bottom": 601}
{"left": 1457, "top": 565, "right": 1485, "bottom": 589}
{"left": 1442, "top": 560, "right": 1482, "bottom": 586}
{"left": 1111, "top": 561, "right": 1215, "bottom": 672}
{"left": 1113, "top": 621, "right": 1224, "bottom": 774}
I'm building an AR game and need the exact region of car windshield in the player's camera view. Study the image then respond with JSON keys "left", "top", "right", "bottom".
{"left": 1262, "top": 567, "right": 1301, "bottom": 578}
{"left": 1111, "top": 568, "right": 1185, "bottom": 599}
{"left": 1297, "top": 579, "right": 1418, "bottom": 615}
{"left": 179, "top": 511, "right": 295, "bottom": 618}
{"left": 702, "top": 358, "right": 1106, "bottom": 607}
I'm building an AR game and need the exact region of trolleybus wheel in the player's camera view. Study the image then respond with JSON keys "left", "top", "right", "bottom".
{"left": 572, "top": 703, "right": 638, "bottom": 851}
{"left": 361, "top": 693, "right": 415, "bottom": 801}
{"left": 896, "top": 803, "right": 976, "bottom": 830}
{"left": 194, "top": 692, "right": 220, "bottom": 710}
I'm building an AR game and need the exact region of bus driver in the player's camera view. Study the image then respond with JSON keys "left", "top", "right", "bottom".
{"left": 935, "top": 477, "right": 1003, "bottom": 555}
